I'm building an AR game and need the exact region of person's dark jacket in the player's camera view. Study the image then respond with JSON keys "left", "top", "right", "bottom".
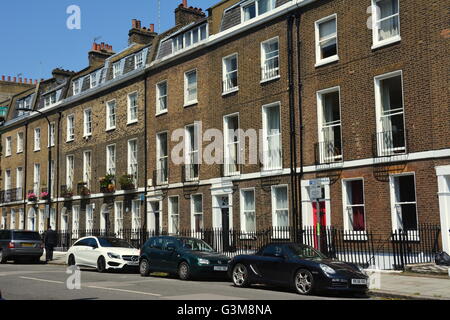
{"left": 43, "top": 230, "right": 58, "bottom": 247}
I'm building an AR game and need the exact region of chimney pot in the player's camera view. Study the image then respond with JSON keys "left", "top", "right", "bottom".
{"left": 1, "top": 75, "right": 4, "bottom": 81}
{"left": 13, "top": 77, "right": 16, "bottom": 82}
{"left": 132, "top": 19, "right": 137, "bottom": 29}
{"left": 8, "top": 76, "right": 11, "bottom": 82}
{"left": 150, "top": 24, "right": 155, "bottom": 32}
{"left": 182, "top": 0, "right": 187, "bottom": 8}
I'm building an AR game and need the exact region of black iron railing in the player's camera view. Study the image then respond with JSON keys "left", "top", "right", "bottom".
{"left": 47, "top": 224, "right": 440, "bottom": 270}
{"left": 373, "top": 129, "right": 407, "bottom": 157}
{"left": 0, "top": 188, "right": 23, "bottom": 203}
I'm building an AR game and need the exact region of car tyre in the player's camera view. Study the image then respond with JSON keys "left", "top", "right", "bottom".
{"left": 0, "top": 250, "right": 7, "bottom": 264}
{"left": 68, "top": 254, "right": 76, "bottom": 266}
{"left": 178, "top": 261, "right": 191, "bottom": 280}
{"left": 97, "top": 256, "right": 107, "bottom": 273}
{"left": 232, "top": 263, "right": 250, "bottom": 288}
{"left": 293, "top": 269, "right": 314, "bottom": 295}
{"left": 140, "top": 258, "right": 151, "bottom": 277}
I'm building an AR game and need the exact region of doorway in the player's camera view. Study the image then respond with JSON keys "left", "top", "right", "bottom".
{"left": 148, "top": 201, "right": 162, "bottom": 235}
{"left": 436, "top": 166, "right": 450, "bottom": 253}
{"left": 100, "top": 204, "right": 110, "bottom": 235}
{"left": 212, "top": 195, "right": 233, "bottom": 252}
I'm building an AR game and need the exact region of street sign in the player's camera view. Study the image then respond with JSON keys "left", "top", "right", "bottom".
{"left": 309, "top": 179, "right": 323, "bottom": 200}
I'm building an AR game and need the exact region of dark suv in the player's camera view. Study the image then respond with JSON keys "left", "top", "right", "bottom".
{"left": 0, "top": 230, "right": 44, "bottom": 263}
{"left": 139, "top": 236, "right": 230, "bottom": 280}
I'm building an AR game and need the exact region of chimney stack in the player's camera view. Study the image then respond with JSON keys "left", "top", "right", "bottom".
{"left": 88, "top": 42, "right": 115, "bottom": 67}
{"left": 128, "top": 19, "right": 157, "bottom": 45}
{"left": 175, "top": 1, "right": 206, "bottom": 27}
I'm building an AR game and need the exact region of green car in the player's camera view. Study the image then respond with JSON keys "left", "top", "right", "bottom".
{"left": 139, "top": 236, "right": 231, "bottom": 280}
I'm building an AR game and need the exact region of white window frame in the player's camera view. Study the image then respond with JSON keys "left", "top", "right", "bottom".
{"left": 106, "top": 144, "right": 116, "bottom": 175}
{"left": 34, "top": 128, "right": 41, "bottom": 151}
{"left": 185, "top": 123, "right": 200, "bottom": 182}
{"left": 184, "top": 69, "right": 198, "bottom": 107}
{"left": 191, "top": 194, "right": 204, "bottom": 234}
{"left": 5, "top": 136, "right": 11, "bottom": 157}
{"left": 66, "top": 155, "right": 74, "bottom": 189}
{"left": 156, "top": 80, "right": 168, "bottom": 115}
{"left": 66, "top": 114, "right": 75, "bottom": 142}
{"left": 113, "top": 62, "right": 122, "bottom": 79}
{"left": 389, "top": 173, "right": 419, "bottom": 238}
{"left": 33, "top": 163, "right": 40, "bottom": 195}
{"left": 127, "top": 92, "right": 138, "bottom": 124}
{"left": 106, "top": 99, "right": 117, "bottom": 131}
{"left": 156, "top": 132, "right": 169, "bottom": 184}
{"left": 114, "top": 201, "right": 124, "bottom": 235}
{"left": 223, "top": 113, "right": 241, "bottom": 176}
{"left": 83, "top": 108, "right": 92, "bottom": 137}
{"left": 4, "top": 169, "right": 11, "bottom": 193}
{"left": 374, "top": 70, "right": 406, "bottom": 156}
{"left": 261, "top": 37, "right": 280, "bottom": 82}
{"left": 316, "top": 86, "right": 343, "bottom": 163}
{"left": 314, "top": 14, "right": 339, "bottom": 67}
{"left": 73, "top": 79, "right": 81, "bottom": 95}
{"left": 16, "top": 167, "right": 23, "bottom": 196}
{"left": 127, "top": 139, "right": 138, "bottom": 185}
{"left": 342, "top": 178, "right": 368, "bottom": 239}
{"left": 135, "top": 51, "right": 145, "bottom": 69}
{"left": 262, "top": 102, "right": 283, "bottom": 171}
{"left": 83, "top": 150, "right": 92, "bottom": 189}
{"left": 168, "top": 196, "right": 180, "bottom": 235}
{"left": 222, "top": 53, "right": 239, "bottom": 95}
{"left": 241, "top": 0, "right": 276, "bottom": 22}
{"left": 371, "top": 0, "right": 401, "bottom": 49}
{"left": 271, "top": 185, "right": 290, "bottom": 237}
{"left": 17, "top": 132, "right": 24, "bottom": 153}
{"left": 19, "top": 209, "right": 24, "bottom": 230}
{"left": 48, "top": 122, "right": 56, "bottom": 147}
{"left": 240, "top": 188, "right": 256, "bottom": 234}
{"left": 38, "top": 209, "right": 45, "bottom": 234}
{"left": 131, "top": 200, "right": 142, "bottom": 235}
{"left": 72, "top": 205, "right": 80, "bottom": 239}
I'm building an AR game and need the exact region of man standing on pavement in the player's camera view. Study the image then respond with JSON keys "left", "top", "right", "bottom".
{"left": 43, "top": 226, "right": 57, "bottom": 262}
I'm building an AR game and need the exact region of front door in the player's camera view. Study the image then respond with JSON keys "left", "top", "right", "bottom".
{"left": 437, "top": 169, "right": 450, "bottom": 253}
{"left": 312, "top": 201, "right": 328, "bottom": 253}
{"left": 213, "top": 195, "right": 232, "bottom": 252}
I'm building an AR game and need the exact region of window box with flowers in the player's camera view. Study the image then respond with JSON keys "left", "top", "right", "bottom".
{"left": 77, "top": 182, "right": 91, "bottom": 197}
{"left": 100, "top": 174, "right": 116, "bottom": 193}
{"left": 40, "top": 191, "right": 50, "bottom": 201}
{"left": 27, "top": 193, "right": 38, "bottom": 202}
{"left": 119, "top": 174, "right": 135, "bottom": 190}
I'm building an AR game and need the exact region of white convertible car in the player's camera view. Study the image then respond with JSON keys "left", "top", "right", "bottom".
{"left": 66, "top": 236, "right": 140, "bottom": 272}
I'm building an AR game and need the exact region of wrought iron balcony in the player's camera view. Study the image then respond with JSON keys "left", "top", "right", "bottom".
{"left": 261, "top": 58, "right": 280, "bottom": 81}
{"left": 0, "top": 188, "right": 23, "bottom": 203}
{"left": 373, "top": 129, "right": 407, "bottom": 158}
{"left": 182, "top": 163, "right": 200, "bottom": 183}
{"left": 314, "top": 140, "right": 343, "bottom": 165}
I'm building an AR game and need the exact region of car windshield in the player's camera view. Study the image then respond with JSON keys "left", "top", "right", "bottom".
{"left": 97, "top": 238, "right": 134, "bottom": 248}
{"left": 179, "top": 238, "right": 214, "bottom": 252}
{"left": 288, "top": 244, "right": 327, "bottom": 260}
{"left": 13, "top": 232, "right": 41, "bottom": 241}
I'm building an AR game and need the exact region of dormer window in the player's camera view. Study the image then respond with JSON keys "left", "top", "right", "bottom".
{"left": 172, "top": 24, "right": 208, "bottom": 54}
{"left": 44, "top": 90, "right": 61, "bottom": 108}
{"left": 242, "top": 0, "right": 276, "bottom": 22}
{"left": 113, "top": 62, "right": 122, "bottom": 79}
{"left": 135, "top": 51, "right": 144, "bottom": 69}
{"left": 73, "top": 79, "right": 81, "bottom": 95}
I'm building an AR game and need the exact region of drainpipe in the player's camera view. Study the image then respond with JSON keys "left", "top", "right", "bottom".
{"left": 55, "top": 111, "right": 62, "bottom": 231}
{"left": 143, "top": 74, "right": 148, "bottom": 236}
{"left": 23, "top": 121, "right": 29, "bottom": 229}
{"left": 296, "top": 12, "right": 304, "bottom": 233}
{"left": 287, "top": 14, "right": 300, "bottom": 240}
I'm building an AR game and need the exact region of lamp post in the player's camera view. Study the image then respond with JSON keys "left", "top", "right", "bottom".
{"left": 17, "top": 108, "right": 53, "bottom": 229}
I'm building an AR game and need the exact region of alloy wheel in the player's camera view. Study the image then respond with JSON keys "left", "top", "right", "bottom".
{"left": 178, "top": 262, "right": 190, "bottom": 280}
{"left": 232, "top": 264, "right": 249, "bottom": 287}
{"left": 294, "top": 270, "right": 313, "bottom": 295}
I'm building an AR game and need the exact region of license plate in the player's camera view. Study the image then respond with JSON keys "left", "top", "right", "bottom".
{"left": 351, "top": 279, "right": 367, "bottom": 285}
{"left": 127, "top": 261, "right": 139, "bottom": 265}
{"left": 214, "top": 266, "right": 228, "bottom": 272}
{"left": 22, "top": 243, "right": 35, "bottom": 247}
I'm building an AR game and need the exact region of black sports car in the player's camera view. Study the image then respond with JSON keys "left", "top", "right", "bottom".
{"left": 228, "top": 243, "right": 369, "bottom": 295}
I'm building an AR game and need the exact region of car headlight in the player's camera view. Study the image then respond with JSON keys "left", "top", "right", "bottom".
{"left": 198, "top": 258, "right": 210, "bottom": 265}
{"left": 356, "top": 264, "right": 367, "bottom": 275}
{"left": 107, "top": 252, "right": 121, "bottom": 259}
{"left": 320, "top": 264, "right": 336, "bottom": 275}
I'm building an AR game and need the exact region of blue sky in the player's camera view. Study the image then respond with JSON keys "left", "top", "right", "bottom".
{"left": 0, "top": 0, "right": 216, "bottom": 81}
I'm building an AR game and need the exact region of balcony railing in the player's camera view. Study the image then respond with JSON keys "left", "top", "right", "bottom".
{"left": 182, "top": 163, "right": 199, "bottom": 183}
{"left": 153, "top": 168, "right": 169, "bottom": 187}
{"left": 261, "top": 149, "right": 283, "bottom": 171}
{"left": 314, "top": 140, "right": 343, "bottom": 165}
{"left": 0, "top": 188, "right": 23, "bottom": 203}
{"left": 261, "top": 58, "right": 280, "bottom": 81}
{"left": 373, "top": 129, "right": 407, "bottom": 157}
{"left": 222, "top": 72, "right": 238, "bottom": 94}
